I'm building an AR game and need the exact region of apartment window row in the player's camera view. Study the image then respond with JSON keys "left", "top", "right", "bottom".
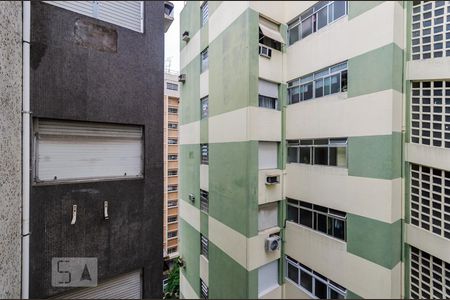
{"left": 200, "top": 234, "right": 208, "bottom": 258}
{"left": 286, "top": 256, "right": 347, "bottom": 299}
{"left": 288, "top": 62, "right": 347, "bottom": 104}
{"left": 410, "top": 164, "right": 450, "bottom": 240}
{"left": 200, "top": 279, "right": 208, "bottom": 299}
{"left": 287, "top": 198, "right": 346, "bottom": 241}
{"left": 168, "top": 169, "right": 178, "bottom": 176}
{"left": 168, "top": 200, "right": 177, "bottom": 207}
{"left": 200, "top": 189, "right": 209, "bottom": 213}
{"left": 287, "top": 138, "right": 348, "bottom": 168}
{"left": 288, "top": 1, "right": 348, "bottom": 46}
{"left": 168, "top": 215, "right": 177, "bottom": 224}
{"left": 259, "top": 79, "right": 279, "bottom": 110}
{"left": 167, "top": 82, "right": 179, "bottom": 91}
{"left": 168, "top": 123, "right": 178, "bottom": 130}
{"left": 201, "top": 1, "right": 208, "bottom": 27}
{"left": 168, "top": 138, "right": 178, "bottom": 145}
{"left": 410, "top": 246, "right": 450, "bottom": 299}
{"left": 201, "top": 48, "right": 208, "bottom": 73}
{"left": 201, "top": 96, "right": 208, "bottom": 119}
{"left": 168, "top": 107, "right": 178, "bottom": 114}
{"left": 201, "top": 144, "right": 209, "bottom": 164}
{"left": 411, "top": 81, "right": 450, "bottom": 148}
{"left": 168, "top": 184, "right": 178, "bottom": 192}
{"left": 411, "top": 1, "right": 450, "bottom": 60}
{"left": 168, "top": 230, "right": 177, "bottom": 239}
{"left": 167, "top": 246, "right": 177, "bottom": 254}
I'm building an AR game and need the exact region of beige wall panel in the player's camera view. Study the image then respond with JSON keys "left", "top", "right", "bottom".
{"left": 259, "top": 50, "right": 283, "bottom": 83}
{"left": 200, "top": 164, "right": 209, "bottom": 191}
{"left": 180, "top": 121, "right": 200, "bottom": 145}
{"left": 258, "top": 169, "right": 283, "bottom": 205}
{"left": 406, "top": 58, "right": 450, "bottom": 81}
{"left": 406, "top": 143, "right": 450, "bottom": 171}
{"left": 283, "top": 280, "right": 312, "bottom": 299}
{"left": 180, "top": 199, "right": 200, "bottom": 232}
{"left": 209, "top": 107, "right": 248, "bottom": 143}
{"left": 181, "top": 30, "right": 200, "bottom": 70}
{"left": 260, "top": 285, "right": 282, "bottom": 299}
{"left": 250, "top": 1, "right": 285, "bottom": 24}
{"left": 249, "top": 107, "right": 282, "bottom": 142}
{"left": 180, "top": 271, "right": 199, "bottom": 299}
{"left": 199, "top": 254, "right": 209, "bottom": 286}
{"left": 200, "top": 70, "right": 209, "bottom": 98}
{"left": 247, "top": 227, "right": 281, "bottom": 271}
{"left": 406, "top": 224, "right": 450, "bottom": 263}
{"left": 209, "top": 1, "right": 250, "bottom": 43}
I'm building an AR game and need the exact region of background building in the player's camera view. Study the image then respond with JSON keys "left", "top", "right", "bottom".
{"left": 0, "top": 1, "right": 173, "bottom": 298}
{"left": 163, "top": 72, "right": 181, "bottom": 269}
{"left": 179, "top": 1, "right": 449, "bottom": 299}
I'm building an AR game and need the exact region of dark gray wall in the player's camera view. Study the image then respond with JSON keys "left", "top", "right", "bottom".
{"left": 29, "top": 2, "right": 164, "bottom": 298}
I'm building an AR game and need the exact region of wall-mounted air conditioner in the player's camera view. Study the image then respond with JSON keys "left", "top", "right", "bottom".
{"left": 178, "top": 74, "right": 186, "bottom": 83}
{"left": 265, "top": 175, "right": 280, "bottom": 185}
{"left": 182, "top": 31, "right": 190, "bottom": 42}
{"left": 259, "top": 45, "right": 272, "bottom": 59}
{"left": 265, "top": 235, "right": 280, "bottom": 252}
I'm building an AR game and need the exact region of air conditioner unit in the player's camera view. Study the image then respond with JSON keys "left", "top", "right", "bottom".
{"left": 188, "top": 193, "right": 195, "bottom": 203}
{"left": 259, "top": 45, "right": 272, "bottom": 59}
{"left": 182, "top": 31, "right": 190, "bottom": 42}
{"left": 265, "top": 235, "right": 281, "bottom": 252}
{"left": 178, "top": 74, "right": 186, "bottom": 83}
{"left": 266, "top": 175, "right": 280, "bottom": 185}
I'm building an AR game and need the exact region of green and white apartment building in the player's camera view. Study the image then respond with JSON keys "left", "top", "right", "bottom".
{"left": 178, "top": 1, "right": 450, "bottom": 299}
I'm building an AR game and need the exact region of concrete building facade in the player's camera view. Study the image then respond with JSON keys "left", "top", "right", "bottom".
{"left": 179, "top": 1, "right": 449, "bottom": 299}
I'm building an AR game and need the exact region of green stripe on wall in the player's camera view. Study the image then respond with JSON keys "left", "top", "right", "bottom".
{"left": 180, "top": 1, "right": 200, "bottom": 51}
{"left": 209, "top": 242, "right": 257, "bottom": 299}
{"left": 209, "top": 8, "right": 259, "bottom": 117}
{"left": 209, "top": 141, "right": 258, "bottom": 238}
{"left": 179, "top": 218, "right": 200, "bottom": 296}
{"left": 348, "top": 1, "right": 384, "bottom": 20}
{"left": 180, "top": 55, "right": 200, "bottom": 125}
{"left": 348, "top": 132, "right": 402, "bottom": 180}
{"left": 347, "top": 215, "right": 402, "bottom": 269}
{"left": 347, "top": 290, "right": 364, "bottom": 299}
{"left": 348, "top": 43, "right": 403, "bottom": 98}
{"left": 180, "top": 144, "right": 200, "bottom": 209}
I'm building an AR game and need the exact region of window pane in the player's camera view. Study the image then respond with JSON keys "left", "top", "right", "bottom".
{"left": 324, "top": 77, "right": 331, "bottom": 95}
{"left": 315, "top": 279, "right": 327, "bottom": 298}
{"left": 300, "top": 270, "right": 313, "bottom": 292}
{"left": 289, "top": 25, "right": 299, "bottom": 45}
{"left": 315, "top": 79, "right": 324, "bottom": 98}
{"left": 316, "top": 213, "right": 327, "bottom": 233}
{"left": 288, "top": 147, "right": 298, "bottom": 163}
{"left": 333, "top": 0, "right": 346, "bottom": 21}
{"left": 299, "top": 208, "right": 313, "bottom": 228}
{"left": 287, "top": 263, "right": 299, "bottom": 284}
{"left": 287, "top": 205, "right": 299, "bottom": 223}
{"left": 329, "top": 147, "right": 346, "bottom": 167}
{"left": 341, "top": 70, "right": 347, "bottom": 92}
{"left": 317, "top": 7, "right": 328, "bottom": 30}
{"left": 301, "top": 16, "right": 313, "bottom": 39}
{"left": 333, "top": 218, "right": 345, "bottom": 240}
{"left": 299, "top": 147, "right": 311, "bottom": 164}
{"left": 289, "top": 87, "right": 300, "bottom": 104}
{"left": 314, "top": 147, "right": 328, "bottom": 165}
{"left": 303, "top": 82, "right": 313, "bottom": 100}
{"left": 330, "top": 287, "right": 345, "bottom": 299}
{"left": 330, "top": 73, "right": 341, "bottom": 94}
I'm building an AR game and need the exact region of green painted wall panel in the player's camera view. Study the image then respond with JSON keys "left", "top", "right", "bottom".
{"left": 209, "top": 141, "right": 259, "bottom": 238}
{"left": 209, "top": 9, "right": 259, "bottom": 117}
{"left": 348, "top": 132, "right": 402, "bottom": 180}
{"left": 180, "top": 56, "right": 201, "bottom": 125}
{"left": 200, "top": 119, "right": 208, "bottom": 144}
{"left": 209, "top": 242, "right": 251, "bottom": 299}
{"left": 348, "top": 43, "right": 403, "bottom": 98}
{"left": 348, "top": 1, "right": 384, "bottom": 20}
{"left": 200, "top": 211, "right": 208, "bottom": 237}
{"left": 179, "top": 144, "right": 200, "bottom": 209}
{"left": 347, "top": 215, "right": 402, "bottom": 269}
{"left": 180, "top": 1, "right": 201, "bottom": 51}
{"left": 347, "top": 290, "right": 364, "bottom": 299}
{"left": 179, "top": 218, "right": 200, "bottom": 296}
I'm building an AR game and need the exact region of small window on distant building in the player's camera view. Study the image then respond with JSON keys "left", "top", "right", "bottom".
{"left": 168, "top": 215, "right": 177, "bottom": 223}
{"left": 201, "top": 96, "right": 208, "bottom": 119}
{"left": 201, "top": 1, "right": 208, "bottom": 27}
{"left": 200, "top": 279, "right": 209, "bottom": 299}
{"left": 168, "top": 138, "right": 178, "bottom": 145}
{"left": 168, "top": 185, "right": 178, "bottom": 192}
{"left": 168, "top": 169, "right": 178, "bottom": 176}
{"left": 200, "top": 189, "right": 208, "bottom": 213}
{"left": 168, "top": 200, "right": 177, "bottom": 207}
{"left": 167, "top": 82, "right": 178, "bottom": 91}
{"left": 201, "top": 48, "right": 208, "bottom": 73}
{"left": 168, "top": 231, "right": 177, "bottom": 239}
{"left": 200, "top": 234, "right": 209, "bottom": 258}
{"left": 167, "top": 247, "right": 177, "bottom": 254}
{"left": 168, "top": 123, "right": 178, "bottom": 129}
{"left": 168, "top": 107, "right": 178, "bottom": 114}
{"left": 201, "top": 144, "right": 208, "bottom": 164}
{"left": 168, "top": 154, "right": 178, "bottom": 161}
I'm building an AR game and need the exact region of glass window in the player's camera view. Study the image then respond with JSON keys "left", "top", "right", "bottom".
{"left": 300, "top": 270, "right": 313, "bottom": 292}
{"left": 324, "top": 77, "right": 331, "bottom": 95}
{"left": 299, "top": 208, "right": 313, "bottom": 228}
{"left": 201, "top": 96, "right": 208, "bottom": 119}
{"left": 201, "top": 1, "right": 208, "bottom": 27}
{"left": 317, "top": 7, "right": 328, "bottom": 30}
{"left": 330, "top": 287, "right": 346, "bottom": 299}
{"left": 341, "top": 70, "right": 348, "bottom": 92}
{"left": 332, "top": 1, "right": 346, "bottom": 21}
{"left": 288, "top": 23, "right": 299, "bottom": 45}
{"left": 289, "top": 86, "right": 300, "bottom": 104}
{"left": 316, "top": 213, "right": 328, "bottom": 234}
{"left": 315, "top": 280, "right": 328, "bottom": 299}
{"left": 314, "top": 147, "right": 328, "bottom": 165}
{"left": 329, "top": 147, "right": 347, "bottom": 167}
{"left": 287, "top": 147, "right": 299, "bottom": 163}
{"left": 201, "top": 144, "right": 208, "bottom": 165}
{"left": 287, "top": 262, "right": 299, "bottom": 284}
{"left": 302, "top": 82, "right": 314, "bottom": 101}
{"left": 330, "top": 73, "right": 341, "bottom": 94}
{"left": 259, "top": 95, "right": 278, "bottom": 110}
{"left": 315, "top": 79, "right": 324, "bottom": 98}
{"left": 301, "top": 16, "right": 313, "bottom": 39}
{"left": 299, "top": 147, "right": 311, "bottom": 164}
{"left": 167, "top": 82, "right": 178, "bottom": 91}
{"left": 287, "top": 205, "right": 299, "bottom": 223}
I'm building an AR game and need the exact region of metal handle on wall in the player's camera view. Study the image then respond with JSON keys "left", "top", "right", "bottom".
{"left": 71, "top": 205, "right": 77, "bottom": 225}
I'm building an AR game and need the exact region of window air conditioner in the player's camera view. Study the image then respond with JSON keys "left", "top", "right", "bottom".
{"left": 178, "top": 74, "right": 186, "bottom": 83}
{"left": 266, "top": 175, "right": 280, "bottom": 185}
{"left": 265, "top": 235, "right": 281, "bottom": 252}
{"left": 188, "top": 193, "right": 195, "bottom": 203}
{"left": 182, "top": 31, "right": 190, "bottom": 42}
{"left": 259, "top": 45, "right": 272, "bottom": 59}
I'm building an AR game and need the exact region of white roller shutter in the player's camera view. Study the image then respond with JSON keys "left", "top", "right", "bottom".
{"left": 34, "top": 120, "right": 143, "bottom": 182}
{"left": 43, "top": 1, "right": 144, "bottom": 33}
{"left": 258, "top": 142, "right": 278, "bottom": 170}
{"left": 258, "top": 79, "right": 279, "bottom": 99}
{"left": 55, "top": 270, "right": 142, "bottom": 299}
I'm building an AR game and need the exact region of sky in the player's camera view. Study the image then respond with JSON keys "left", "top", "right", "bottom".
{"left": 164, "top": 1, "right": 184, "bottom": 73}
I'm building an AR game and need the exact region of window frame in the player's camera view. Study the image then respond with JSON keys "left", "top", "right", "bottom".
{"left": 168, "top": 169, "right": 178, "bottom": 177}
{"left": 167, "top": 184, "right": 178, "bottom": 192}
{"left": 168, "top": 107, "right": 178, "bottom": 114}
{"left": 167, "top": 215, "right": 178, "bottom": 224}
{"left": 287, "top": 138, "right": 348, "bottom": 168}
{"left": 200, "top": 234, "right": 209, "bottom": 258}
{"left": 201, "top": 1, "right": 208, "bottom": 27}
{"left": 201, "top": 96, "right": 209, "bottom": 119}
{"left": 167, "top": 230, "right": 178, "bottom": 239}
{"left": 200, "top": 189, "right": 209, "bottom": 213}
{"left": 201, "top": 48, "right": 209, "bottom": 73}
{"left": 166, "top": 82, "right": 179, "bottom": 91}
